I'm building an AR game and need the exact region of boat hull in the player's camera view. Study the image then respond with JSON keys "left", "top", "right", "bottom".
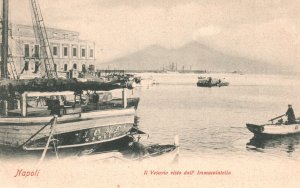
{"left": 78, "top": 144, "right": 179, "bottom": 163}
{"left": 0, "top": 135, "right": 134, "bottom": 159}
{"left": 246, "top": 123, "right": 300, "bottom": 138}
{"left": 0, "top": 108, "right": 136, "bottom": 150}
{"left": 196, "top": 82, "right": 229, "bottom": 87}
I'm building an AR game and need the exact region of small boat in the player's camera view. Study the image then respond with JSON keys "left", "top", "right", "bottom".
{"left": 77, "top": 135, "right": 179, "bottom": 162}
{"left": 124, "top": 135, "right": 179, "bottom": 161}
{"left": 246, "top": 123, "right": 300, "bottom": 138}
{"left": 136, "top": 144, "right": 179, "bottom": 161}
{"left": 78, "top": 144, "right": 179, "bottom": 163}
{"left": 197, "top": 76, "right": 229, "bottom": 87}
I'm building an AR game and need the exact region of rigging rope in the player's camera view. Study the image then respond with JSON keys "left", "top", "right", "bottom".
{"left": 39, "top": 115, "right": 58, "bottom": 164}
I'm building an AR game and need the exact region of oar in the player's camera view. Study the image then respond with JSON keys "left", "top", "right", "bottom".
{"left": 269, "top": 114, "right": 285, "bottom": 122}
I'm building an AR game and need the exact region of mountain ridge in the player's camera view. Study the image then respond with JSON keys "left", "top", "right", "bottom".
{"left": 97, "top": 41, "right": 288, "bottom": 73}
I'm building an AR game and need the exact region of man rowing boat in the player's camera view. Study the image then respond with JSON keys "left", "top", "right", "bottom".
{"left": 286, "top": 104, "right": 296, "bottom": 124}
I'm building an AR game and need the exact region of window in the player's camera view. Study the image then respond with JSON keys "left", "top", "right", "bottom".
{"left": 34, "top": 61, "right": 40, "bottom": 73}
{"left": 34, "top": 45, "right": 39, "bottom": 58}
{"left": 73, "top": 63, "right": 77, "bottom": 69}
{"left": 24, "top": 44, "right": 30, "bottom": 58}
{"left": 53, "top": 46, "right": 58, "bottom": 56}
{"left": 54, "top": 64, "right": 57, "bottom": 72}
{"left": 89, "top": 49, "right": 94, "bottom": 58}
{"left": 63, "top": 47, "right": 68, "bottom": 57}
{"left": 81, "top": 48, "right": 86, "bottom": 58}
{"left": 72, "top": 47, "right": 77, "bottom": 57}
{"left": 64, "top": 64, "right": 68, "bottom": 71}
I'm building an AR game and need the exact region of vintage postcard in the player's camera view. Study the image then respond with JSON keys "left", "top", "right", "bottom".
{"left": 0, "top": 0, "right": 299, "bottom": 187}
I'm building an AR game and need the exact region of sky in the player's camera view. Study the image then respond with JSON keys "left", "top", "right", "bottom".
{"left": 5, "top": 0, "right": 300, "bottom": 68}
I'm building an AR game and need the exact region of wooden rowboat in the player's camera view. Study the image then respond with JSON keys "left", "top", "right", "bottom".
{"left": 76, "top": 135, "right": 180, "bottom": 163}
{"left": 246, "top": 123, "right": 300, "bottom": 138}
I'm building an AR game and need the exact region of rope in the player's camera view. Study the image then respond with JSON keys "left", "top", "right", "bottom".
{"left": 52, "top": 136, "right": 59, "bottom": 159}
{"left": 38, "top": 115, "right": 58, "bottom": 164}
{"left": 20, "top": 116, "right": 55, "bottom": 149}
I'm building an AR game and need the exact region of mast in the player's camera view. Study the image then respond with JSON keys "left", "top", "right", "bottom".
{"left": 30, "top": 0, "right": 57, "bottom": 78}
{"left": 1, "top": 0, "right": 9, "bottom": 79}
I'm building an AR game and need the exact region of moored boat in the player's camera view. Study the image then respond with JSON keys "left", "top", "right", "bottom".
{"left": 77, "top": 135, "right": 180, "bottom": 162}
{"left": 0, "top": 0, "right": 139, "bottom": 153}
{"left": 0, "top": 87, "right": 138, "bottom": 151}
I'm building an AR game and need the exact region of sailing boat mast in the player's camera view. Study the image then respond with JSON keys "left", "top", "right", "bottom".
{"left": 1, "top": 0, "right": 8, "bottom": 79}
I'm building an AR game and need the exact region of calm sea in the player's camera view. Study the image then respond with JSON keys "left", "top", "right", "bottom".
{"left": 1, "top": 72, "right": 300, "bottom": 163}
{"left": 134, "top": 73, "right": 300, "bottom": 162}
{"left": 1, "top": 73, "right": 300, "bottom": 188}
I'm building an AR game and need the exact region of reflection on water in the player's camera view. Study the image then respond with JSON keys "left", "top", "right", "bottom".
{"left": 246, "top": 134, "right": 300, "bottom": 155}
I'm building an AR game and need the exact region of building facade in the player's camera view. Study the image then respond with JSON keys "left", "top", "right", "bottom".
{"left": 2, "top": 24, "right": 96, "bottom": 78}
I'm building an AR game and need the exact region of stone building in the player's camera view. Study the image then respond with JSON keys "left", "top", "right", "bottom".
{"left": 1, "top": 24, "right": 96, "bottom": 78}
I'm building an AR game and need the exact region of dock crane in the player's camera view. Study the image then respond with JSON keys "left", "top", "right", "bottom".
{"left": 29, "top": 0, "right": 57, "bottom": 78}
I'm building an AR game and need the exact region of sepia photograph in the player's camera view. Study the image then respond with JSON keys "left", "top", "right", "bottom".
{"left": 0, "top": 0, "right": 299, "bottom": 187}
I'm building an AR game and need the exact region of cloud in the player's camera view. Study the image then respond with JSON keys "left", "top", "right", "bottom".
{"left": 5, "top": 0, "right": 300, "bottom": 68}
{"left": 195, "top": 18, "right": 300, "bottom": 66}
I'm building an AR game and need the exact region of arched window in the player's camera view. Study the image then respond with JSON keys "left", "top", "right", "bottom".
{"left": 73, "top": 63, "right": 77, "bottom": 69}
{"left": 64, "top": 64, "right": 68, "bottom": 71}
